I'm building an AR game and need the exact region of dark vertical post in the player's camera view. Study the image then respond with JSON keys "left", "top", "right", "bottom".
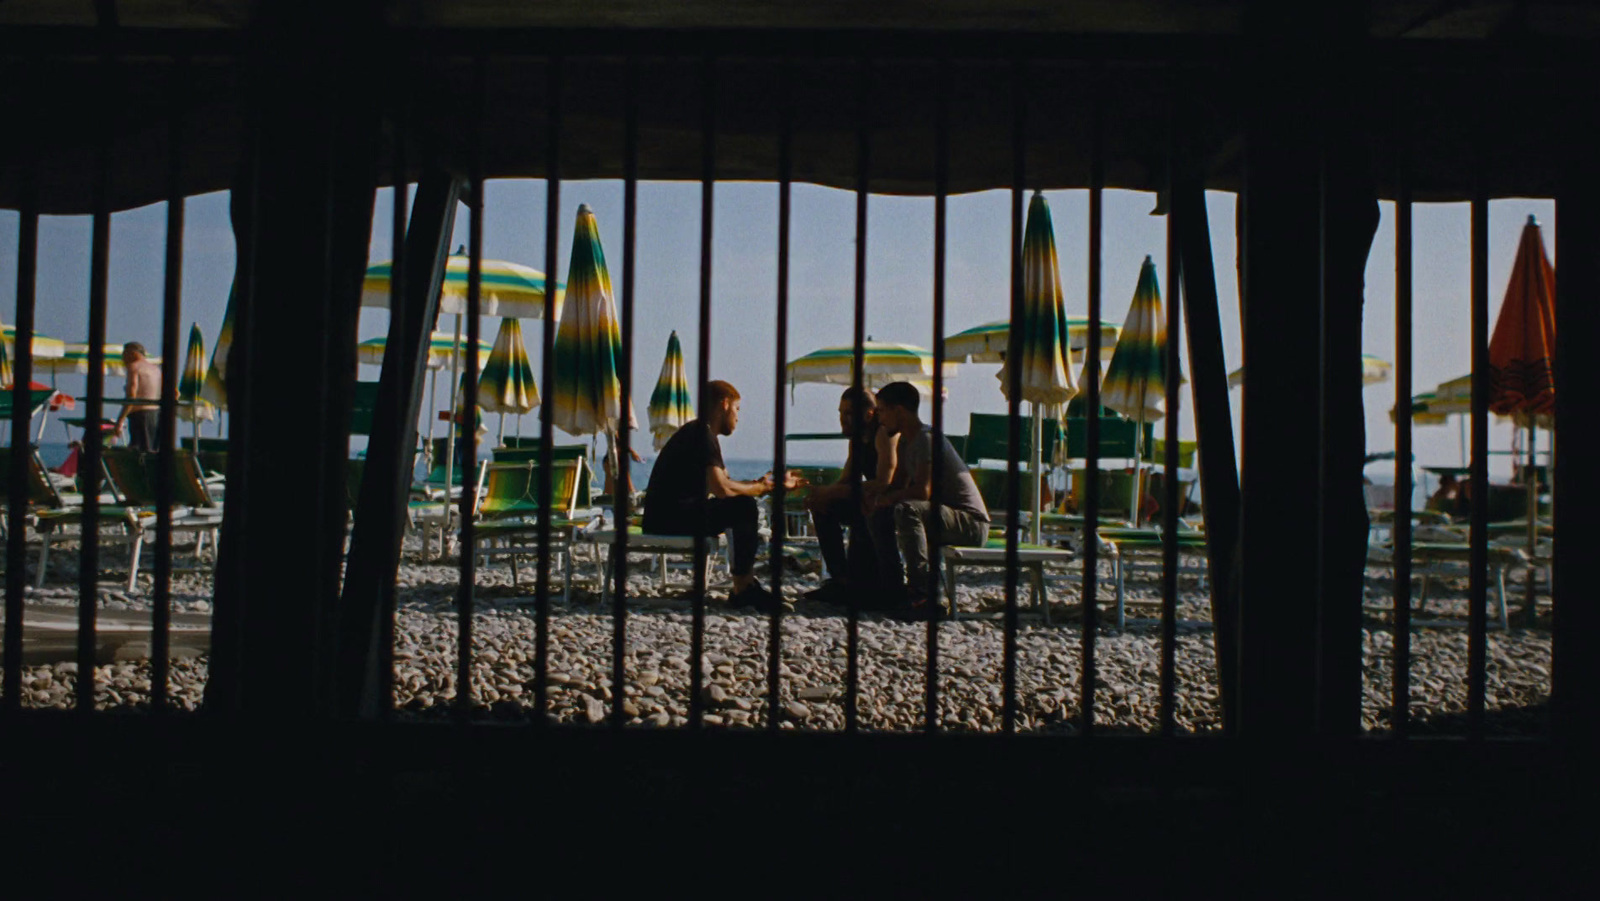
{"left": 338, "top": 171, "right": 459, "bottom": 719}
{"left": 767, "top": 57, "right": 792, "bottom": 731}
{"left": 1237, "top": 5, "right": 1326, "bottom": 736}
{"left": 1468, "top": 190, "right": 1489, "bottom": 735}
{"left": 1082, "top": 89, "right": 1105, "bottom": 737}
{"left": 454, "top": 56, "right": 486, "bottom": 721}
{"left": 1000, "top": 61, "right": 1024, "bottom": 736}
{"left": 534, "top": 57, "right": 563, "bottom": 725}
{"left": 80, "top": 59, "right": 113, "bottom": 709}
{"left": 613, "top": 56, "right": 640, "bottom": 728}
{"left": 1159, "top": 94, "right": 1182, "bottom": 736}
{"left": 152, "top": 61, "right": 187, "bottom": 713}
{"left": 690, "top": 54, "right": 715, "bottom": 730}
{"left": 1391, "top": 81, "right": 1414, "bottom": 735}
{"left": 4, "top": 197, "right": 38, "bottom": 712}
{"left": 1552, "top": 75, "right": 1600, "bottom": 747}
{"left": 1171, "top": 175, "right": 1241, "bottom": 732}
{"left": 846, "top": 57, "right": 869, "bottom": 734}
{"left": 1316, "top": 60, "right": 1377, "bottom": 736}
{"left": 926, "top": 59, "right": 950, "bottom": 734}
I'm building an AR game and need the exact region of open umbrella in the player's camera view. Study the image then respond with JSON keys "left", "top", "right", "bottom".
{"left": 649, "top": 330, "right": 694, "bottom": 451}
{"left": 356, "top": 331, "right": 493, "bottom": 371}
{"left": 477, "top": 317, "right": 539, "bottom": 442}
{"left": 1228, "top": 354, "right": 1391, "bottom": 389}
{"left": 946, "top": 316, "right": 1120, "bottom": 365}
{"left": 552, "top": 205, "right": 636, "bottom": 468}
{"left": 785, "top": 341, "right": 956, "bottom": 399}
{"left": 1100, "top": 256, "right": 1181, "bottom": 525}
{"left": 1, "top": 321, "right": 68, "bottom": 363}
{"left": 177, "top": 323, "right": 214, "bottom": 451}
{"left": 1488, "top": 214, "right": 1557, "bottom": 624}
{"left": 362, "top": 250, "right": 563, "bottom": 494}
{"left": 998, "top": 191, "right": 1078, "bottom": 542}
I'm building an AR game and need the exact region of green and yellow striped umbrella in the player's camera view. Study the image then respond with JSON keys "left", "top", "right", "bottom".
{"left": 945, "top": 317, "right": 1119, "bottom": 365}
{"left": 356, "top": 331, "right": 492, "bottom": 371}
{"left": 200, "top": 285, "right": 235, "bottom": 410}
{"left": 648, "top": 330, "right": 694, "bottom": 451}
{"left": 551, "top": 204, "right": 635, "bottom": 438}
{"left": 178, "top": 323, "right": 215, "bottom": 424}
{"left": 34, "top": 343, "right": 148, "bottom": 378}
{"left": 1228, "top": 354, "right": 1391, "bottom": 389}
{"left": 361, "top": 250, "right": 565, "bottom": 320}
{"left": 786, "top": 341, "right": 955, "bottom": 400}
{"left": 999, "top": 192, "right": 1078, "bottom": 409}
{"left": 2, "top": 323, "right": 68, "bottom": 364}
{"left": 477, "top": 318, "right": 538, "bottom": 416}
{"left": 0, "top": 335, "right": 10, "bottom": 388}
{"left": 1101, "top": 256, "right": 1178, "bottom": 423}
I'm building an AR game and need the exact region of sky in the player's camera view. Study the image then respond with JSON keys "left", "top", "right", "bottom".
{"left": 0, "top": 182, "right": 1554, "bottom": 481}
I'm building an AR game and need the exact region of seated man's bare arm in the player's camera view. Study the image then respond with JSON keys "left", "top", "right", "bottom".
{"left": 706, "top": 465, "right": 771, "bottom": 499}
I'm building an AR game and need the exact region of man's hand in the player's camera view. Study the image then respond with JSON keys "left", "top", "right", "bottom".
{"left": 781, "top": 469, "right": 808, "bottom": 491}
{"left": 756, "top": 473, "right": 777, "bottom": 495}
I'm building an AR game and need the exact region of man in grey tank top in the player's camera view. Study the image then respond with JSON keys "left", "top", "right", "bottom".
{"left": 863, "top": 381, "right": 990, "bottom": 620}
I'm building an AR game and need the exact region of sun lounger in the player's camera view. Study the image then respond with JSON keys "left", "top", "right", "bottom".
{"left": 588, "top": 526, "right": 730, "bottom": 604}
{"left": 1366, "top": 541, "right": 1521, "bottom": 630}
{"left": 942, "top": 538, "right": 1075, "bottom": 623}
{"left": 471, "top": 457, "right": 599, "bottom": 596}
{"left": 1095, "top": 527, "right": 1208, "bottom": 630}
{"left": 95, "top": 448, "right": 224, "bottom": 592}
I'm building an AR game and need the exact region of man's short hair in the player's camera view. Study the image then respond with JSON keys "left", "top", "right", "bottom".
{"left": 876, "top": 381, "right": 920, "bottom": 413}
{"left": 839, "top": 386, "right": 876, "bottom": 409}
{"left": 123, "top": 341, "right": 146, "bottom": 358}
{"left": 706, "top": 380, "right": 740, "bottom": 407}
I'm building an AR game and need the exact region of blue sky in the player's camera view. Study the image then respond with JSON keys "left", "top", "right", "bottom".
{"left": 0, "top": 183, "right": 1553, "bottom": 478}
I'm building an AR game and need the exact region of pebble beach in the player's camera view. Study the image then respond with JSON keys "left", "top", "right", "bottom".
{"left": 6, "top": 532, "right": 1554, "bottom": 735}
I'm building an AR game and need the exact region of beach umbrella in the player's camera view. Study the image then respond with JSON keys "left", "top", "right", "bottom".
{"left": 356, "top": 331, "right": 493, "bottom": 370}
{"left": 477, "top": 317, "right": 539, "bottom": 441}
{"left": 945, "top": 317, "right": 1120, "bottom": 365}
{"left": 1228, "top": 354, "right": 1391, "bottom": 389}
{"left": 785, "top": 341, "right": 956, "bottom": 400}
{"left": 199, "top": 285, "right": 235, "bottom": 441}
{"left": 361, "top": 249, "right": 564, "bottom": 320}
{"left": 996, "top": 192, "right": 1078, "bottom": 542}
{"left": 1, "top": 322, "right": 68, "bottom": 363}
{"left": 177, "top": 323, "right": 214, "bottom": 451}
{"left": 1101, "top": 256, "right": 1181, "bottom": 525}
{"left": 649, "top": 330, "right": 694, "bottom": 452}
{"left": 1488, "top": 215, "right": 1557, "bottom": 624}
{"left": 552, "top": 205, "right": 636, "bottom": 448}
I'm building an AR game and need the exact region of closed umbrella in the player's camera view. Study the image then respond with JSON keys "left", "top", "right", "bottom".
{"left": 1488, "top": 214, "right": 1557, "bottom": 624}
{"left": 477, "top": 317, "right": 539, "bottom": 442}
{"left": 999, "top": 191, "right": 1078, "bottom": 542}
{"left": 552, "top": 205, "right": 636, "bottom": 467}
{"left": 177, "top": 323, "right": 214, "bottom": 451}
{"left": 1100, "top": 256, "right": 1181, "bottom": 525}
{"left": 649, "top": 330, "right": 694, "bottom": 451}
{"left": 200, "top": 286, "right": 235, "bottom": 438}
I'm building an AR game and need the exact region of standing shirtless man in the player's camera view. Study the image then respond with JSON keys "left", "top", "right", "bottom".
{"left": 114, "top": 342, "right": 163, "bottom": 452}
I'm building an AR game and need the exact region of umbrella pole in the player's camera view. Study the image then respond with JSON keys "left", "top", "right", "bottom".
{"left": 1131, "top": 412, "right": 1145, "bottom": 527}
{"left": 497, "top": 412, "right": 506, "bottom": 445}
{"left": 1523, "top": 421, "right": 1538, "bottom": 625}
{"left": 1030, "top": 404, "right": 1042, "bottom": 545}
{"left": 1458, "top": 414, "right": 1466, "bottom": 467}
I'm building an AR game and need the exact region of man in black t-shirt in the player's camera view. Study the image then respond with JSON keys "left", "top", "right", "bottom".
{"left": 802, "top": 386, "right": 894, "bottom": 606}
{"left": 643, "top": 379, "right": 803, "bottom": 611}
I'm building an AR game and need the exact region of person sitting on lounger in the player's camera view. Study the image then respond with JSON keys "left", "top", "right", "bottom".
{"left": 802, "top": 386, "right": 896, "bottom": 607}
{"left": 642, "top": 379, "right": 803, "bottom": 612}
{"left": 864, "top": 381, "right": 990, "bottom": 621}
{"left": 1427, "top": 473, "right": 1459, "bottom": 515}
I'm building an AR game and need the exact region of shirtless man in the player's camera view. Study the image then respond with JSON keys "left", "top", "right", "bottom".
{"left": 114, "top": 342, "right": 163, "bottom": 452}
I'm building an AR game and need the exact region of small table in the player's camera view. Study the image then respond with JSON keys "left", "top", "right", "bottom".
{"left": 942, "top": 541, "right": 1076, "bottom": 624}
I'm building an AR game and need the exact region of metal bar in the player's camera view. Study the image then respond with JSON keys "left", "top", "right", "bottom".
{"left": 1159, "top": 94, "right": 1181, "bottom": 737}
{"left": 1000, "top": 60, "right": 1024, "bottom": 736}
{"left": 1392, "top": 80, "right": 1414, "bottom": 735}
{"left": 689, "top": 53, "right": 715, "bottom": 731}
{"left": 151, "top": 60, "right": 187, "bottom": 713}
{"left": 767, "top": 57, "right": 793, "bottom": 731}
{"left": 1082, "top": 90, "right": 1105, "bottom": 736}
{"left": 846, "top": 56, "right": 869, "bottom": 734}
{"left": 455, "top": 55, "right": 486, "bottom": 721}
{"left": 378, "top": 93, "right": 409, "bottom": 720}
{"left": 79, "top": 50, "right": 115, "bottom": 710}
{"left": 1468, "top": 187, "right": 1489, "bottom": 735}
{"left": 3, "top": 196, "right": 38, "bottom": 712}
{"left": 612, "top": 55, "right": 639, "bottom": 728}
{"left": 926, "top": 59, "right": 950, "bottom": 734}
{"left": 534, "top": 56, "right": 563, "bottom": 725}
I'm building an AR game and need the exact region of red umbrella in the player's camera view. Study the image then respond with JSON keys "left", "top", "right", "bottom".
{"left": 1488, "top": 214, "right": 1556, "bottom": 625}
